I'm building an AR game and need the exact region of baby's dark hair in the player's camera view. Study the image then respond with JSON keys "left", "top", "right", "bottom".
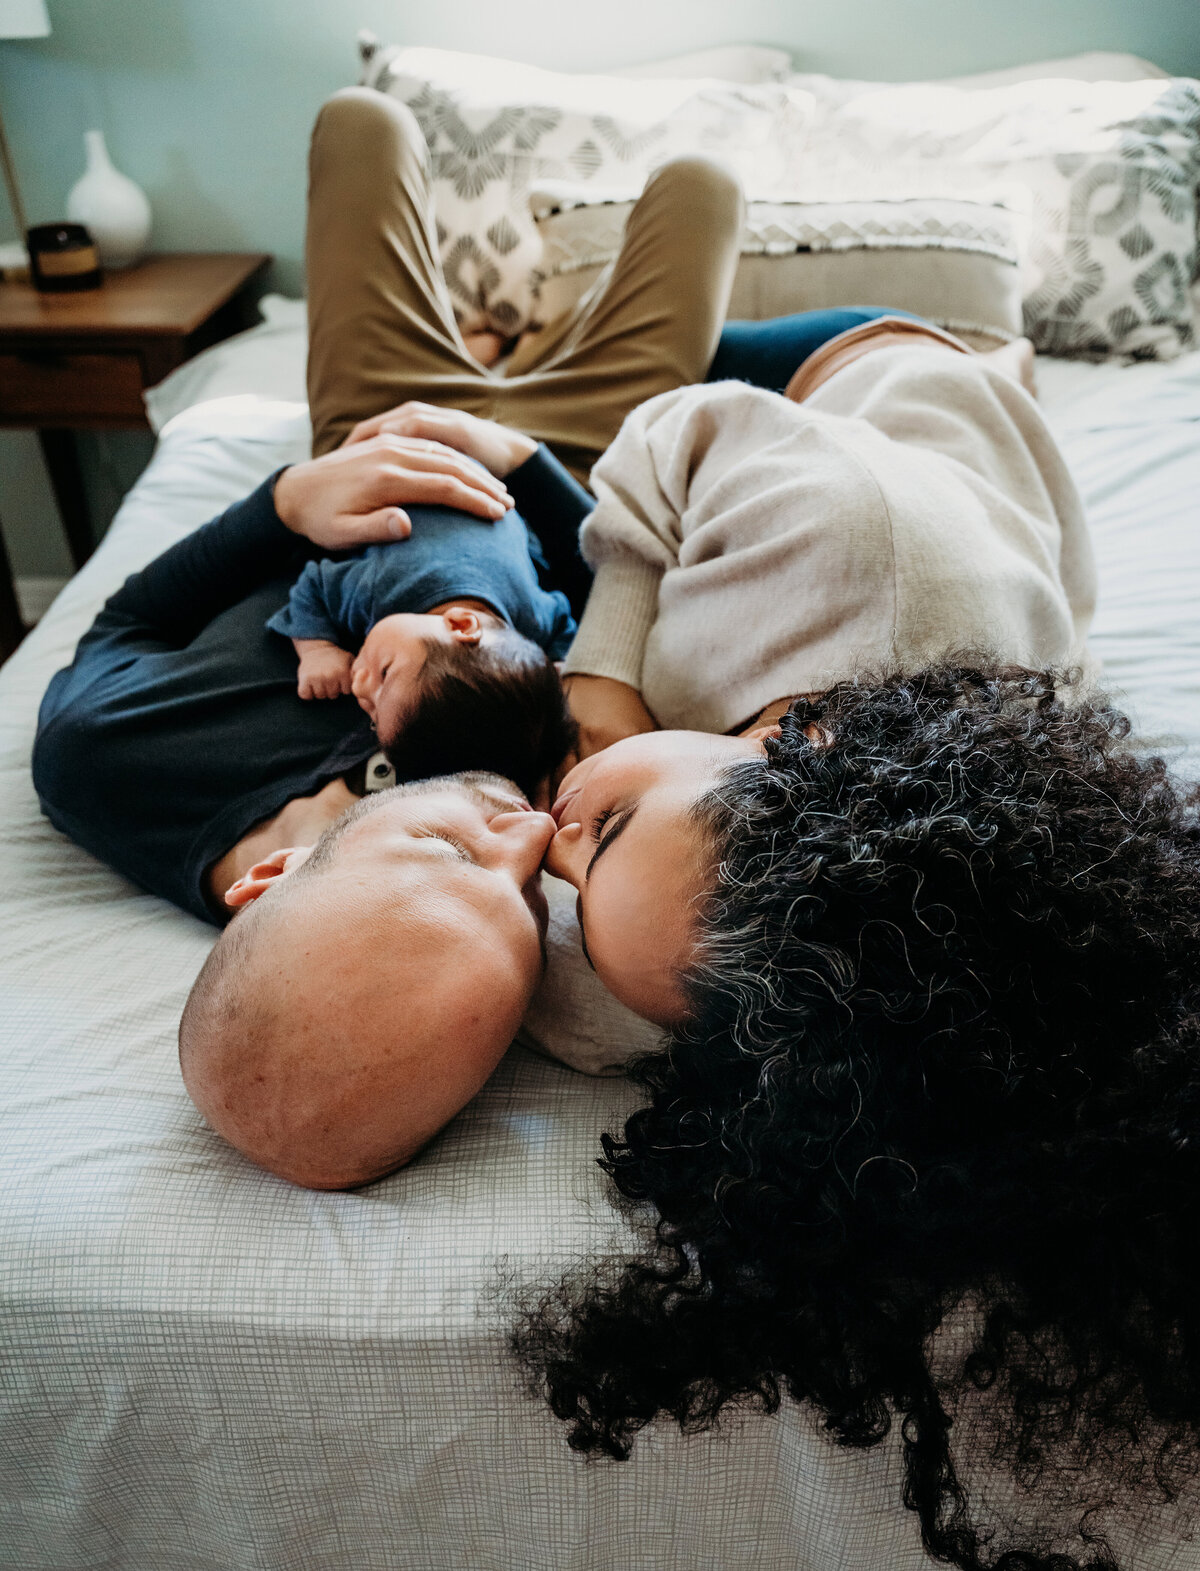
{"left": 515, "top": 665, "right": 1200, "bottom": 1570}
{"left": 381, "top": 624, "right": 573, "bottom": 801}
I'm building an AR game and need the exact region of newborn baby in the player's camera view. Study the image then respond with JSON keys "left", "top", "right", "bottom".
{"left": 266, "top": 499, "right": 577, "bottom": 796}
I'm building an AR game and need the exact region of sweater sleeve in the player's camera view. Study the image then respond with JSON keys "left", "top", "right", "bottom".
{"left": 561, "top": 390, "right": 696, "bottom": 689}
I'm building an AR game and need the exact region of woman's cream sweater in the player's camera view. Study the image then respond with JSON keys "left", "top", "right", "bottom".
{"left": 563, "top": 347, "right": 1095, "bottom": 734}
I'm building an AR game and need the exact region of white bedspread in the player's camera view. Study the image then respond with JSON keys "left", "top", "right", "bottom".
{"left": 2, "top": 345, "right": 1199, "bottom": 1570}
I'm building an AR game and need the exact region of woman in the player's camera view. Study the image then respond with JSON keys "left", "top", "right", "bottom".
{"left": 548, "top": 325, "right": 1090, "bottom": 1022}
{"left": 512, "top": 321, "right": 1200, "bottom": 1567}
{"left": 522, "top": 665, "right": 1200, "bottom": 1571}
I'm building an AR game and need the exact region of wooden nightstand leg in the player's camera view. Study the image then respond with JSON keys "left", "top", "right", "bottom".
{"left": 38, "top": 428, "right": 95, "bottom": 570}
{"left": 0, "top": 515, "right": 26, "bottom": 663}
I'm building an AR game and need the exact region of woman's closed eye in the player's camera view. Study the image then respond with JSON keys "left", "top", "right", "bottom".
{"left": 585, "top": 804, "right": 639, "bottom": 879}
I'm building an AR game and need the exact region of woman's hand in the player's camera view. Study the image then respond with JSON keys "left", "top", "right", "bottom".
{"left": 273, "top": 434, "right": 515, "bottom": 551}
{"left": 560, "top": 675, "right": 659, "bottom": 782}
{"left": 343, "top": 401, "right": 537, "bottom": 480}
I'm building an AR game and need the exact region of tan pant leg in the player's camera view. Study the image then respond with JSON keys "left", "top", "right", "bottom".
{"left": 494, "top": 157, "right": 744, "bottom": 481}
{"left": 305, "top": 88, "right": 490, "bottom": 456}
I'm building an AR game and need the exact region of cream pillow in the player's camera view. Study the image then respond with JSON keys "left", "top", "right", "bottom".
{"left": 533, "top": 191, "right": 1023, "bottom": 343}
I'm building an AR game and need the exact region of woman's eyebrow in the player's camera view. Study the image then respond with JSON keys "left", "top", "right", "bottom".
{"left": 585, "top": 804, "right": 638, "bottom": 880}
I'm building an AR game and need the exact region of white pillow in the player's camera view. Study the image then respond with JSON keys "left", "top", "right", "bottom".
{"left": 931, "top": 52, "right": 1170, "bottom": 89}
{"left": 517, "top": 875, "right": 662, "bottom": 1075}
{"left": 144, "top": 295, "right": 308, "bottom": 433}
{"left": 357, "top": 40, "right": 1199, "bottom": 361}
{"left": 358, "top": 42, "right": 813, "bottom": 336}
{"left": 615, "top": 44, "right": 793, "bottom": 84}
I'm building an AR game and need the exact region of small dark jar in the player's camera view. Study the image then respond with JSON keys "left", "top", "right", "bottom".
{"left": 27, "top": 222, "right": 102, "bottom": 293}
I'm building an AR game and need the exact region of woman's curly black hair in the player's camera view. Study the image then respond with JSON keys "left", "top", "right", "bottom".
{"left": 514, "top": 666, "right": 1200, "bottom": 1570}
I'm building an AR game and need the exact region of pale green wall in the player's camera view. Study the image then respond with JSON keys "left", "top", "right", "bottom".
{"left": 2, "top": 0, "right": 1199, "bottom": 578}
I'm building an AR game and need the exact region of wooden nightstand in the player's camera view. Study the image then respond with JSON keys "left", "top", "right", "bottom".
{"left": 0, "top": 251, "right": 271, "bottom": 659}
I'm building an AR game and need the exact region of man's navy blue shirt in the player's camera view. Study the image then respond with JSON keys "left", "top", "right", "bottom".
{"left": 265, "top": 506, "right": 575, "bottom": 659}
{"left": 32, "top": 447, "right": 593, "bottom": 924}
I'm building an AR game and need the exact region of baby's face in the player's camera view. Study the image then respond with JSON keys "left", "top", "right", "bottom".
{"left": 350, "top": 606, "right": 503, "bottom": 741}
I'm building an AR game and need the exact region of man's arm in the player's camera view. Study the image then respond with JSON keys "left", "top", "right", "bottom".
{"left": 504, "top": 446, "right": 594, "bottom": 620}
{"left": 100, "top": 474, "right": 302, "bottom": 648}
{"left": 95, "top": 433, "right": 516, "bottom": 651}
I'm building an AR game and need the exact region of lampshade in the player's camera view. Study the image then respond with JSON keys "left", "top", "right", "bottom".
{"left": 0, "top": 0, "right": 50, "bottom": 41}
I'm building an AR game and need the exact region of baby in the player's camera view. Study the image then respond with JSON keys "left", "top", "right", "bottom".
{"left": 267, "top": 500, "right": 576, "bottom": 798}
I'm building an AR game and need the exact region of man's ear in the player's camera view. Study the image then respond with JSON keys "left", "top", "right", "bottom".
{"left": 224, "top": 846, "right": 309, "bottom": 908}
{"left": 741, "top": 723, "right": 783, "bottom": 747}
{"left": 442, "top": 607, "right": 484, "bottom": 646}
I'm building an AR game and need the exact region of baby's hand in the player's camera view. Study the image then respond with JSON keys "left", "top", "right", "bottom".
{"left": 294, "top": 639, "right": 354, "bottom": 701}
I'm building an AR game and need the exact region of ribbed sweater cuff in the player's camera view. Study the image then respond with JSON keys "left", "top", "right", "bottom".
{"left": 562, "top": 556, "right": 662, "bottom": 689}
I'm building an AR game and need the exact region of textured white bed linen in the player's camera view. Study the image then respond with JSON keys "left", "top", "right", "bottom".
{"left": 0, "top": 400, "right": 934, "bottom": 1570}
{"left": 2, "top": 351, "right": 1200, "bottom": 1570}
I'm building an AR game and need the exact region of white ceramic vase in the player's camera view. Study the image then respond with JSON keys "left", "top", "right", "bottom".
{"left": 66, "top": 129, "right": 151, "bottom": 270}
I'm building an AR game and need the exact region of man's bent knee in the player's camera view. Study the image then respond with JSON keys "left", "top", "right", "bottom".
{"left": 311, "top": 87, "right": 428, "bottom": 171}
{"left": 642, "top": 155, "right": 744, "bottom": 219}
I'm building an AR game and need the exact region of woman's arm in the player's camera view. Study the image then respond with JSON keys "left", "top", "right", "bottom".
{"left": 561, "top": 389, "right": 696, "bottom": 694}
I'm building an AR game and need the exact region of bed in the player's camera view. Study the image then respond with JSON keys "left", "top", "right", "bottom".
{"left": 6, "top": 34, "right": 1200, "bottom": 1562}
{"left": 3, "top": 306, "right": 1200, "bottom": 1571}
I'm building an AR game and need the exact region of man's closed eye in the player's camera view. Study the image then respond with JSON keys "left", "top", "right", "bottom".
{"left": 411, "top": 828, "right": 473, "bottom": 862}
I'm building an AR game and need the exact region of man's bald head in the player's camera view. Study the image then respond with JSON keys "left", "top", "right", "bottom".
{"left": 179, "top": 777, "right": 554, "bottom": 1188}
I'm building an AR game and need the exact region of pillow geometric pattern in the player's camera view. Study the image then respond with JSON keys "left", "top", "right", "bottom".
{"left": 360, "top": 41, "right": 1200, "bottom": 360}
{"left": 360, "top": 41, "right": 812, "bottom": 337}
{"left": 788, "top": 73, "right": 1200, "bottom": 359}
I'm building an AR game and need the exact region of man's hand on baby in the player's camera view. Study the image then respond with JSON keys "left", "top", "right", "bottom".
{"left": 294, "top": 639, "right": 355, "bottom": 701}
{"left": 343, "top": 402, "right": 537, "bottom": 481}
{"left": 274, "top": 435, "right": 515, "bottom": 550}
{"left": 559, "top": 675, "right": 659, "bottom": 783}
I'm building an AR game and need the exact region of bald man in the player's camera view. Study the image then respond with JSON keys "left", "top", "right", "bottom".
{"left": 180, "top": 775, "right": 554, "bottom": 1189}
{"left": 33, "top": 436, "right": 572, "bottom": 1190}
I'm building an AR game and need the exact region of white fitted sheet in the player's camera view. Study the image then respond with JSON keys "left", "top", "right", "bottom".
{"left": 2, "top": 344, "right": 1200, "bottom": 1570}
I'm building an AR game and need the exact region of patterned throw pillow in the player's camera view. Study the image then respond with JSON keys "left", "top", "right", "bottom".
{"left": 786, "top": 74, "right": 1200, "bottom": 359}
{"left": 359, "top": 40, "right": 814, "bottom": 336}
{"left": 532, "top": 191, "right": 1024, "bottom": 345}
{"left": 359, "top": 41, "right": 1200, "bottom": 360}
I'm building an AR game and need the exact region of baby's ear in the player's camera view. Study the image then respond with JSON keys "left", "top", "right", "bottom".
{"left": 442, "top": 607, "right": 485, "bottom": 646}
